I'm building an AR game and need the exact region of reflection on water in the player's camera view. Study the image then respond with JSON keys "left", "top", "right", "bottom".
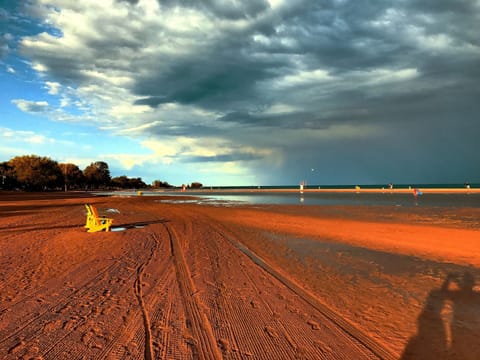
{"left": 111, "top": 227, "right": 127, "bottom": 232}
{"left": 97, "top": 190, "right": 480, "bottom": 207}
{"left": 186, "top": 192, "right": 480, "bottom": 208}
{"left": 110, "top": 225, "right": 145, "bottom": 232}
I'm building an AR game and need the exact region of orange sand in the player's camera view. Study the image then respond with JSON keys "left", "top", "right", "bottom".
{"left": 1, "top": 192, "right": 479, "bottom": 359}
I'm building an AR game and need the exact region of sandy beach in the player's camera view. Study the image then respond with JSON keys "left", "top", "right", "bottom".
{"left": 1, "top": 191, "right": 479, "bottom": 359}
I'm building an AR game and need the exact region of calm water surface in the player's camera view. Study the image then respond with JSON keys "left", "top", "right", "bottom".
{"left": 203, "top": 192, "right": 480, "bottom": 207}
{"left": 130, "top": 191, "right": 480, "bottom": 208}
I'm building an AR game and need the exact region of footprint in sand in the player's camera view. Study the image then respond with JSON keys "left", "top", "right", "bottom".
{"left": 307, "top": 319, "right": 320, "bottom": 330}
{"left": 264, "top": 326, "right": 279, "bottom": 338}
{"left": 81, "top": 331, "right": 94, "bottom": 344}
{"left": 8, "top": 340, "right": 25, "bottom": 355}
{"left": 250, "top": 300, "right": 260, "bottom": 309}
{"left": 218, "top": 338, "right": 231, "bottom": 353}
{"left": 43, "top": 319, "right": 62, "bottom": 332}
{"left": 314, "top": 339, "right": 333, "bottom": 354}
{"left": 62, "top": 318, "right": 78, "bottom": 331}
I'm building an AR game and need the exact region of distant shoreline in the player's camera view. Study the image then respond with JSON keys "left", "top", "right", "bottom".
{"left": 3, "top": 187, "right": 478, "bottom": 198}
{"left": 160, "top": 187, "right": 480, "bottom": 194}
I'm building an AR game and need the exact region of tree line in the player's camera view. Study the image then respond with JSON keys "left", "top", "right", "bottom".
{"left": 0, "top": 155, "right": 173, "bottom": 191}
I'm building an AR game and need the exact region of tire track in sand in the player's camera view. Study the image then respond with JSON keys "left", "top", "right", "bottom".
{"left": 0, "top": 261, "right": 120, "bottom": 346}
{"left": 216, "top": 226, "right": 397, "bottom": 360}
{"left": 98, "top": 227, "right": 175, "bottom": 360}
{"left": 133, "top": 233, "right": 159, "bottom": 360}
{"left": 164, "top": 223, "right": 222, "bottom": 360}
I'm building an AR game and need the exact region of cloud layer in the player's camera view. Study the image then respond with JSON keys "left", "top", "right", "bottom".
{"left": 8, "top": 0, "right": 480, "bottom": 184}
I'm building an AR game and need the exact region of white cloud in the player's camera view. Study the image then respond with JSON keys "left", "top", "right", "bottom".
{"left": 253, "top": 34, "right": 271, "bottom": 46}
{"left": 362, "top": 68, "right": 419, "bottom": 85}
{"left": 267, "top": 0, "right": 285, "bottom": 10}
{"left": 0, "top": 127, "right": 55, "bottom": 145}
{"left": 141, "top": 137, "right": 206, "bottom": 159}
{"left": 29, "top": 134, "right": 48, "bottom": 144}
{"left": 101, "top": 153, "right": 153, "bottom": 170}
{"left": 80, "top": 69, "right": 133, "bottom": 87}
{"left": 264, "top": 103, "right": 300, "bottom": 114}
{"left": 406, "top": 25, "right": 454, "bottom": 51}
{"left": 109, "top": 104, "right": 153, "bottom": 119}
{"left": 12, "top": 99, "right": 49, "bottom": 113}
{"left": 6, "top": 65, "right": 15, "bottom": 73}
{"left": 32, "top": 62, "right": 48, "bottom": 72}
{"left": 12, "top": 98, "right": 98, "bottom": 124}
{"left": 116, "top": 120, "right": 162, "bottom": 135}
{"left": 59, "top": 97, "right": 70, "bottom": 107}
{"left": 277, "top": 69, "right": 334, "bottom": 88}
{"left": 45, "top": 81, "right": 61, "bottom": 95}
{"left": 370, "top": 8, "right": 406, "bottom": 29}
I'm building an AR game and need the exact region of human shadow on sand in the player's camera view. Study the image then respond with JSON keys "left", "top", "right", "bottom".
{"left": 401, "top": 271, "right": 480, "bottom": 360}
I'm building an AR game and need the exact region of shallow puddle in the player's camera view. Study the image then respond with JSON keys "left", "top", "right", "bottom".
{"left": 110, "top": 225, "right": 145, "bottom": 232}
{"left": 111, "top": 227, "right": 127, "bottom": 232}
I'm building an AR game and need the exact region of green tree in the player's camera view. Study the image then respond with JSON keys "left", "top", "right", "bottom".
{"left": 111, "top": 175, "right": 129, "bottom": 188}
{"left": 190, "top": 182, "right": 203, "bottom": 189}
{"left": 8, "top": 155, "right": 63, "bottom": 190}
{"left": 84, "top": 161, "right": 111, "bottom": 189}
{"left": 128, "top": 177, "right": 147, "bottom": 189}
{"left": 60, "top": 163, "right": 85, "bottom": 190}
{"left": 112, "top": 176, "right": 147, "bottom": 189}
{"left": 152, "top": 180, "right": 173, "bottom": 189}
{"left": 0, "top": 161, "right": 17, "bottom": 190}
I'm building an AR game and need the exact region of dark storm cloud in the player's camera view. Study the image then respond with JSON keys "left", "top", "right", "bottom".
{"left": 410, "top": 0, "right": 477, "bottom": 14}
{"left": 137, "top": 0, "right": 479, "bottom": 184}
{"left": 13, "top": 0, "right": 480, "bottom": 184}
{"left": 218, "top": 111, "right": 337, "bottom": 129}
{"left": 133, "top": 40, "right": 284, "bottom": 110}
{"left": 147, "top": 123, "right": 224, "bottom": 137}
{"left": 254, "top": 1, "right": 413, "bottom": 72}
{"left": 187, "top": 152, "right": 263, "bottom": 163}
{"left": 0, "top": 5, "right": 25, "bottom": 58}
{"left": 130, "top": 0, "right": 480, "bottom": 121}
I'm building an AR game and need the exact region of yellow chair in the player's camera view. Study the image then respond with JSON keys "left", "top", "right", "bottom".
{"left": 84, "top": 204, "right": 113, "bottom": 232}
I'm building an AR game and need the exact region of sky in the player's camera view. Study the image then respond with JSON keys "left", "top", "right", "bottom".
{"left": 1, "top": 0, "right": 480, "bottom": 186}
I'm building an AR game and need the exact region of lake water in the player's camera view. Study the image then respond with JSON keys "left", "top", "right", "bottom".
{"left": 100, "top": 190, "right": 480, "bottom": 208}
{"left": 184, "top": 191, "right": 480, "bottom": 208}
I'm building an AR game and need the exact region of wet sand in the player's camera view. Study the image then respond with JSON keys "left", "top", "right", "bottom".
{"left": 1, "top": 192, "right": 479, "bottom": 359}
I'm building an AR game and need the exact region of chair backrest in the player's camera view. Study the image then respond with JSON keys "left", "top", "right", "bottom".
{"left": 85, "top": 204, "right": 94, "bottom": 216}
{"left": 85, "top": 204, "right": 101, "bottom": 224}
{"left": 90, "top": 204, "right": 100, "bottom": 219}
